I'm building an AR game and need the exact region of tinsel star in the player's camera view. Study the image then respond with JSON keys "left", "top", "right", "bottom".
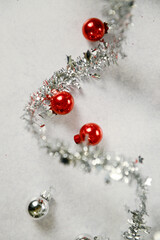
{"left": 138, "top": 156, "right": 144, "bottom": 164}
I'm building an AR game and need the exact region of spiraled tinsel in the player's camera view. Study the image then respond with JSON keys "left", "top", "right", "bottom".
{"left": 55, "top": 144, "right": 151, "bottom": 240}
{"left": 22, "top": 1, "right": 151, "bottom": 240}
{"left": 23, "top": 0, "right": 135, "bottom": 121}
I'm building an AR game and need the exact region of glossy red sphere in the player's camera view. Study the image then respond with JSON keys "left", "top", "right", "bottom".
{"left": 50, "top": 91, "right": 74, "bottom": 115}
{"left": 74, "top": 123, "right": 103, "bottom": 145}
{"left": 82, "top": 18, "right": 105, "bottom": 41}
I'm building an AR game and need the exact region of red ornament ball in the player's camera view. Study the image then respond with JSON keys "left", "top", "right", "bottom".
{"left": 82, "top": 18, "right": 105, "bottom": 41}
{"left": 74, "top": 123, "right": 103, "bottom": 145}
{"left": 50, "top": 91, "right": 74, "bottom": 115}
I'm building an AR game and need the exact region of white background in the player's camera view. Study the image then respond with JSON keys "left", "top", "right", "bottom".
{"left": 0, "top": 0, "right": 160, "bottom": 240}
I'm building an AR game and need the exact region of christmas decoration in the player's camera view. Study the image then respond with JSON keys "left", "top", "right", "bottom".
{"left": 28, "top": 188, "right": 53, "bottom": 220}
{"left": 50, "top": 91, "right": 74, "bottom": 115}
{"left": 28, "top": 198, "right": 49, "bottom": 219}
{"left": 23, "top": 0, "right": 152, "bottom": 240}
{"left": 82, "top": 18, "right": 107, "bottom": 41}
{"left": 74, "top": 123, "right": 103, "bottom": 145}
{"left": 75, "top": 234, "right": 93, "bottom": 240}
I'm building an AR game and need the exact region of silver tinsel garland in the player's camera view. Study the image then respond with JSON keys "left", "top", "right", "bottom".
{"left": 22, "top": 1, "right": 152, "bottom": 240}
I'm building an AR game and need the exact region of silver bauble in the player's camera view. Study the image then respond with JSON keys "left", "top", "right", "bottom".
{"left": 28, "top": 197, "right": 49, "bottom": 220}
{"left": 75, "top": 234, "right": 93, "bottom": 240}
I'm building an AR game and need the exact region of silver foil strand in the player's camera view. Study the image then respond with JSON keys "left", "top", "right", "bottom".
{"left": 22, "top": 1, "right": 151, "bottom": 240}
{"left": 23, "top": 0, "right": 135, "bottom": 121}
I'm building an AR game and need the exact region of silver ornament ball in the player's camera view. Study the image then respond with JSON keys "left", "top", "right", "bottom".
{"left": 75, "top": 234, "right": 94, "bottom": 240}
{"left": 28, "top": 197, "right": 49, "bottom": 220}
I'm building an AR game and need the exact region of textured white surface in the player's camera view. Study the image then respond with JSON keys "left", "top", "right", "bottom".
{"left": 0, "top": 0, "right": 160, "bottom": 240}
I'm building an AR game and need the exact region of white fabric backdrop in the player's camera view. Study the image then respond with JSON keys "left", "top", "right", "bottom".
{"left": 0, "top": 0, "right": 160, "bottom": 240}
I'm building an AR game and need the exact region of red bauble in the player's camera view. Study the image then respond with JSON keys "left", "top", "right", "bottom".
{"left": 74, "top": 123, "right": 103, "bottom": 145}
{"left": 82, "top": 18, "right": 106, "bottom": 41}
{"left": 50, "top": 91, "right": 74, "bottom": 115}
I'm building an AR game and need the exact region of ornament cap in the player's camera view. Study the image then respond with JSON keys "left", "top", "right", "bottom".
{"left": 40, "top": 186, "right": 54, "bottom": 202}
{"left": 74, "top": 134, "right": 82, "bottom": 144}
